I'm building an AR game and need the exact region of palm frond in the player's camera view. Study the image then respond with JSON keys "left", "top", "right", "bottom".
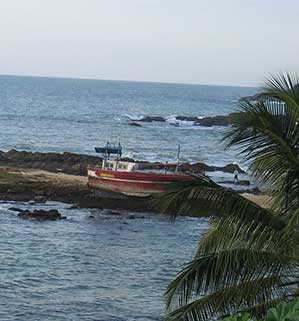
{"left": 159, "top": 73, "right": 299, "bottom": 321}
{"left": 154, "top": 177, "right": 285, "bottom": 232}
{"left": 165, "top": 276, "right": 290, "bottom": 321}
{"left": 165, "top": 248, "right": 298, "bottom": 311}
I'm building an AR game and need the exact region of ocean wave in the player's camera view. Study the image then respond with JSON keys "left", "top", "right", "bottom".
{"left": 124, "top": 114, "right": 144, "bottom": 121}
{"left": 124, "top": 114, "right": 205, "bottom": 126}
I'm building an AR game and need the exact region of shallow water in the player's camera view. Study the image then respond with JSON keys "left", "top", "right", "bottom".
{"left": 0, "top": 201, "right": 208, "bottom": 321}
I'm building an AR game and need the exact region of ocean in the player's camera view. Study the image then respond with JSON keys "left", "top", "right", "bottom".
{"left": 0, "top": 75, "right": 257, "bottom": 165}
{"left": 0, "top": 75, "right": 257, "bottom": 320}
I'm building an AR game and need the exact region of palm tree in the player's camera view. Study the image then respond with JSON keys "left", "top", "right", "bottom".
{"left": 155, "top": 73, "right": 299, "bottom": 321}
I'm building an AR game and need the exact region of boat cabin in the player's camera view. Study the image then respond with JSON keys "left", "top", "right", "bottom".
{"left": 102, "top": 159, "right": 137, "bottom": 172}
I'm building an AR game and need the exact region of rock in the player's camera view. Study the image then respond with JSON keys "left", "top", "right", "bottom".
{"left": 186, "top": 162, "right": 245, "bottom": 174}
{"left": 120, "top": 157, "right": 135, "bottom": 162}
{"left": 128, "top": 122, "right": 142, "bottom": 127}
{"left": 136, "top": 161, "right": 245, "bottom": 175}
{"left": 0, "top": 152, "right": 8, "bottom": 162}
{"left": 194, "top": 115, "right": 232, "bottom": 127}
{"left": 252, "top": 186, "right": 260, "bottom": 192}
{"left": 220, "top": 180, "right": 250, "bottom": 186}
{"left": 176, "top": 116, "right": 199, "bottom": 122}
{"left": 220, "top": 163, "right": 245, "bottom": 174}
{"left": 9, "top": 207, "right": 25, "bottom": 212}
{"left": 34, "top": 196, "right": 47, "bottom": 203}
{"left": 68, "top": 204, "right": 80, "bottom": 209}
{"left": 18, "top": 209, "right": 65, "bottom": 221}
{"left": 192, "top": 112, "right": 241, "bottom": 127}
{"left": 2, "top": 149, "right": 101, "bottom": 176}
{"left": 239, "top": 187, "right": 261, "bottom": 194}
{"left": 138, "top": 116, "right": 166, "bottom": 122}
{"left": 107, "top": 210, "right": 123, "bottom": 215}
{"left": 88, "top": 215, "right": 95, "bottom": 219}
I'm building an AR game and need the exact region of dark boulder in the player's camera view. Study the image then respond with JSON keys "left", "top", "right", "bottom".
{"left": 138, "top": 116, "right": 166, "bottom": 122}
{"left": 128, "top": 122, "right": 142, "bottom": 127}
{"left": 193, "top": 112, "right": 241, "bottom": 127}
{"left": 18, "top": 209, "right": 66, "bottom": 221}
{"left": 220, "top": 180, "right": 250, "bottom": 186}
{"left": 121, "top": 157, "right": 135, "bottom": 162}
{"left": 9, "top": 207, "right": 25, "bottom": 212}
{"left": 188, "top": 162, "right": 245, "bottom": 174}
{"left": 2, "top": 149, "right": 101, "bottom": 176}
{"left": 176, "top": 116, "right": 199, "bottom": 122}
{"left": 0, "top": 152, "right": 8, "bottom": 162}
{"left": 194, "top": 115, "right": 232, "bottom": 127}
{"left": 220, "top": 163, "right": 245, "bottom": 174}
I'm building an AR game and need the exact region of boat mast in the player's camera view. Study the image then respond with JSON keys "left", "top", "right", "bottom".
{"left": 175, "top": 144, "right": 180, "bottom": 173}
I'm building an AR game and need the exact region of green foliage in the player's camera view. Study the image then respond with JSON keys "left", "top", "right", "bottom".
{"left": 265, "top": 300, "right": 299, "bottom": 321}
{"left": 218, "top": 300, "right": 299, "bottom": 321}
{"left": 221, "top": 313, "right": 250, "bottom": 321}
{"left": 154, "top": 73, "right": 299, "bottom": 321}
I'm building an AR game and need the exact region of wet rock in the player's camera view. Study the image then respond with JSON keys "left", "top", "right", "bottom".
{"left": 0, "top": 152, "right": 8, "bottom": 162}
{"left": 107, "top": 210, "right": 123, "bottom": 215}
{"left": 192, "top": 112, "right": 241, "bottom": 127}
{"left": 120, "top": 157, "right": 135, "bottom": 163}
{"left": 176, "top": 116, "right": 199, "bottom": 122}
{"left": 220, "top": 163, "right": 245, "bottom": 174}
{"left": 68, "top": 204, "right": 80, "bottom": 209}
{"left": 220, "top": 180, "right": 250, "bottom": 186}
{"left": 185, "top": 162, "right": 245, "bottom": 174}
{"left": 9, "top": 207, "right": 25, "bottom": 212}
{"left": 128, "top": 122, "right": 142, "bottom": 127}
{"left": 18, "top": 209, "right": 65, "bottom": 221}
{"left": 250, "top": 186, "right": 261, "bottom": 194}
{"left": 34, "top": 196, "right": 47, "bottom": 203}
{"left": 2, "top": 149, "right": 101, "bottom": 176}
{"left": 169, "top": 122, "right": 180, "bottom": 127}
{"left": 138, "top": 116, "right": 166, "bottom": 122}
{"left": 194, "top": 115, "right": 232, "bottom": 127}
{"left": 238, "top": 186, "right": 261, "bottom": 194}
{"left": 88, "top": 215, "right": 95, "bottom": 219}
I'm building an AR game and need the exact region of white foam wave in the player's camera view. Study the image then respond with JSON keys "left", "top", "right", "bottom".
{"left": 165, "top": 115, "right": 204, "bottom": 126}
{"left": 124, "top": 114, "right": 144, "bottom": 121}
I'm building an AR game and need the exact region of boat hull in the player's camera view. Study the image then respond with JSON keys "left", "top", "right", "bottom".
{"left": 87, "top": 167, "right": 194, "bottom": 197}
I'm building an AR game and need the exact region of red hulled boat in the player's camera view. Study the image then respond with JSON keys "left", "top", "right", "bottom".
{"left": 87, "top": 143, "right": 194, "bottom": 197}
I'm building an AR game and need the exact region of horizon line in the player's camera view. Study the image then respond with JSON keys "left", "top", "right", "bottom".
{"left": 0, "top": 72, "right": 257, "bottom": 89}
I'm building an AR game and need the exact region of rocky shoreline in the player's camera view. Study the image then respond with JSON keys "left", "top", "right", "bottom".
{"left": 131, "top": 113, "right": 238, "bottom": 127}
{"left": 0, "top": 149, "right": 263, "bottom": 214}
{"left": 0, "top": 149, "right": 245, "bottom": 175}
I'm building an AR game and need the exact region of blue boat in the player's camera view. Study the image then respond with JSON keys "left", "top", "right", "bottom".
{"left": 94, "top": 142, "right": 122, "bottom": 158}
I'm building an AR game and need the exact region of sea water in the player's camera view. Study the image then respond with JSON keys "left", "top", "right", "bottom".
{"left": 0, "top": 75, "right": 256, "bottom": 165}
{"left": 0, "top": 75, "right": 257, "bottom": 320}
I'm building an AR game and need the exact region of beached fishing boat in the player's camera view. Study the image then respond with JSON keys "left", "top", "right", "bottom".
{"left": 87, "top": 143, "right": 194, "bottom": 197}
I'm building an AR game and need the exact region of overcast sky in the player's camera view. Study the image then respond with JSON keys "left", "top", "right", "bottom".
{"left": 0, "top": 0, "right": 298, "bottom": 86}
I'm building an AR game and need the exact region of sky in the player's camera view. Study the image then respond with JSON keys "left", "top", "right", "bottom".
{"left": 0, "top": 0, "right": 298, "bottom": 87}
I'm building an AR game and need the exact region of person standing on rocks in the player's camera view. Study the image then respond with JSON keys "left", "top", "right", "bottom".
{"left": 234, "top": 168, "right": 239, "bottom": 184}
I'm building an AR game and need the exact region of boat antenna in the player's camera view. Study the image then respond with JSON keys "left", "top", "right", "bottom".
{"left": 175, "top": 144, "right": 180, "bottom": 173}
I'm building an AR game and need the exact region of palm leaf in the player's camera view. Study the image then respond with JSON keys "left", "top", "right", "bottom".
{"left": 165, "top": 248, "right": 299, "bottom": 311}
{"left": 166, "top": 277, "right": 288, "bottom": 321}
